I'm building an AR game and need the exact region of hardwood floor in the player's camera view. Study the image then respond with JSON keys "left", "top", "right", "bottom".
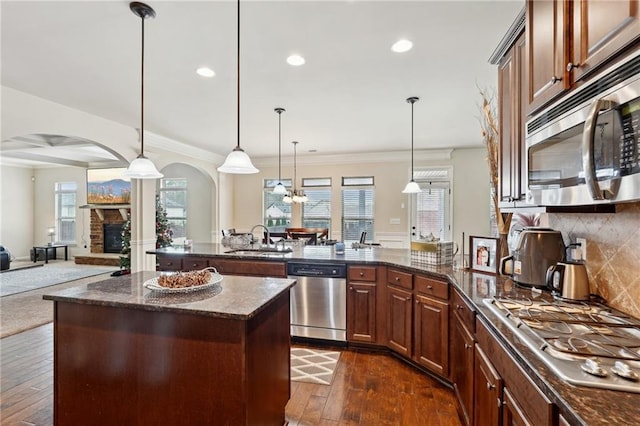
{"left": 1, "top": 324, "right": 461, "bottom": 425}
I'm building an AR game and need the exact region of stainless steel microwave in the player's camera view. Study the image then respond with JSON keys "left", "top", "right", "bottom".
{"left": 526, "top": 50, "right": 640, "bottom": 206}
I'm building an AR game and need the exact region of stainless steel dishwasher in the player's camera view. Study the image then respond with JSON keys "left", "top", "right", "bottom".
{"left": 287, "top": 262, "right": 347, "bottom": 342}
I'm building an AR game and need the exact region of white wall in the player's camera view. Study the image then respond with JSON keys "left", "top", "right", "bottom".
{"left": 230, "top": 148, "right": 492, "bottom": 251}
{"left": 0, "top": 165, "right": 35, "bottom": 259}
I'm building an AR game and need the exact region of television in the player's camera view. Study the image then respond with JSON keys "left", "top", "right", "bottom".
{"left": 86, "top": 167, "right": 131, "bottom": 204}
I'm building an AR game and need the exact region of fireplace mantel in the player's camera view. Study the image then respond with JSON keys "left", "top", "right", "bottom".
{"left": 79, "top": 204, "right": 130, "bottom": 221}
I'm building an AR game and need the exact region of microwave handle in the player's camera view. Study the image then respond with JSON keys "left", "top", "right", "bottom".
{"left": 582, "top": 98, "right": 616, "bottom": 200}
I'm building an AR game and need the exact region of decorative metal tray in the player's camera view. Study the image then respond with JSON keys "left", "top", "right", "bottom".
{"left": 144, "top": 268, "right": 223, "bottom": 294}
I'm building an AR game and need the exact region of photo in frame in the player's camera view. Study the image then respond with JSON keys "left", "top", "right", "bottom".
{"left": 469, "top": 236, "right": 499, "bottom": 274}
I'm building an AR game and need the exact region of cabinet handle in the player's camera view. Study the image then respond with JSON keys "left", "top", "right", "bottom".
{"left": 359, "top": 272, "right": 364, "bottom": 277}
{"left": 167, "top": 262, "right": 173, "bottom": 266}
{"left": 486, "top": 382, "right": 495, "bottom": 391}
{"left": 498, "top": 398, "right": 502, "bottom": 408}
{"left": 416, "top": 300, "right": 420, "bottom": 304}
{"left": 456, "top": 304, "right": 463, "bottom": 310}
{"left": 464, "top": 343, "right": 472, "bottom": 350}
{"left": 405, "top": 296, "right": 411, "bottom": 301}
{"left": 395, "top": 277, "right": 400, "bottom": 281}
{"left": 567, "top": 62, "right": 580, "bottom": 72}
{"left": 427, "top": 285, "right": 433, "bottom": 290}
{"left": 550, "top": 75, "right": 562, "bottom": 84}
{"left": 349, "top": 286, "right": 354, "bottom": 291}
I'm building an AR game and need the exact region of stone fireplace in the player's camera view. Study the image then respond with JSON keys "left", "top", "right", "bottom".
{"left": 75, "top": 205, "right": 129, "bottom": 266}
{"left": 89, "top": 209, "right": 127, "bottom": 254}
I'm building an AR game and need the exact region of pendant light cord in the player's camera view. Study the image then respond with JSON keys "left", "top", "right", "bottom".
{"left": 236, "top": 0, "right": 241, "bottom": 150}
{"left": 140, "top": 11, "right": 146, "bottom": 157}
{"left": 410, "top": 100, "right": 414, "bottom": 179}
{"left": 293, "top": 141, "right": 298, "bottom": 195}
{"left": 278, "top": 110, "right": 283, "bottom": 181}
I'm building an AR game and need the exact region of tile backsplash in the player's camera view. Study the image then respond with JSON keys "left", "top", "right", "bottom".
{"left": 548, "top": 202, "right": 640, "bottom": 318}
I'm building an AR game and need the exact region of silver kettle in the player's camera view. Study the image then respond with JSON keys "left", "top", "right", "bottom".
{"left": 545, "top": 261, "right": 590, "bottom": 301}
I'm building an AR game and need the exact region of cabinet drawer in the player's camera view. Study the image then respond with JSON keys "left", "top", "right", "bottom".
{"left": 387, "top": 268, "right": 413, "bottom": 290}
{"left": 210, "top": 259, "right": 286, "bottom": 278}
{"left": 157, "top": 256, "right": 182, "bottom": 271}
{"left": 415, "top": 275, "right": 448, "bottom": 300}
{"left": 349, "top": 266, "right": 377, "bottom": 282}
{"left": 451, "top": 289, "right": 475, "bottom": 333}
{"left": 182, "top": 257, "right": 209, "bottom": 271}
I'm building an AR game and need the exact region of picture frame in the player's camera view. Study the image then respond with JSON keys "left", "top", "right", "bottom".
{"left": 469, "top": 236, "right": 499, "bottom": 274}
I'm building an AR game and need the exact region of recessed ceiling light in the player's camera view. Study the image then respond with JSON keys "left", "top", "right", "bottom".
{"left": 196, "top": 67, "right": 215, "bottom": 77}
{"left": 286, "top": 54, "right": 306, "bottom": 66}
{"left": 391, "top": 39, "right": 413, "bottom": 53}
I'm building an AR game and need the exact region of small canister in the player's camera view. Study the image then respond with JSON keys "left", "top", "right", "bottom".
{"left": 335, "top": 242, "right": 345, "bottom": 255}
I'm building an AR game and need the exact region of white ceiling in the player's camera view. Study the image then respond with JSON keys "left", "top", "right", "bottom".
{"left": 1, "top": 0, "right": 523, "bottom": 166}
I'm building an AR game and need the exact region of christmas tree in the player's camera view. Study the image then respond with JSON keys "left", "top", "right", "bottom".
{"left": 118, "top": 195, "right": 173, "bottom": 271}
{"left": 156, "top": 194, "right": 173, "bottom": 248}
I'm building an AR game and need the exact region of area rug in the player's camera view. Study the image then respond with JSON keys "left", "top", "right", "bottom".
{"left": 291, "top": 347, "right": 341, "bottom": 385}
{"left": 0, "top": 264, "right": 117, "bottom": 297}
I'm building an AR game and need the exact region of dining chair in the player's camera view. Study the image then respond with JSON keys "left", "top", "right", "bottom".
{"left": 291, "top": 232, "right": 318, "bottom": 245}
{"left": 221, "top": 228, "right": 236, "bottom": 237}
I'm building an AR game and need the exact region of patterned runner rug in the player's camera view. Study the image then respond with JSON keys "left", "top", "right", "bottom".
{"left": 291, "top": 347, "right": 341, "bottom": 385}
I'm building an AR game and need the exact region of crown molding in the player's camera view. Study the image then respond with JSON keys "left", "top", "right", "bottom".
{"left": 253, "top": 149, "right": 454, "bottom": 168}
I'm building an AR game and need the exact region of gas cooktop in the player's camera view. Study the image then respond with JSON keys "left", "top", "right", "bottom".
{"left": 484, "top": 297, "right": 640, "bottom": 393}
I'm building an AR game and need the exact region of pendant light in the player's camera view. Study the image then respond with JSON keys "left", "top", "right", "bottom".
{"left": 402, "top": 96, "right": 421, "bottom": 193}
{"left": 273, "top": 108, "right": 287, "bottom": 194}
{"left": 283, "top": 141, "right": 307, "bottom": 204}
{"left": 217, "top": 0, "right": 259, "bottom": 174}
{"left": 123, "top": 2, "right": 163, "bottom": 179}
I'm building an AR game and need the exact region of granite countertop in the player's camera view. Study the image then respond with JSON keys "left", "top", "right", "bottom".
{"left": 151, "top": 243, "right": 640, "bottom": 426}
{"left": 43, "top": 271, "right": 296, "bottom": 321}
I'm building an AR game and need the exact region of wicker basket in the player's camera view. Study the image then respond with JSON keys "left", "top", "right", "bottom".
{"left": 410, "top": 241, "right": 455, "bottom": 266}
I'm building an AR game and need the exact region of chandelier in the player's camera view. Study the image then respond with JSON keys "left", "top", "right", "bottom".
{"left": 283, "top": 141, "right": 307, "bottom": 204}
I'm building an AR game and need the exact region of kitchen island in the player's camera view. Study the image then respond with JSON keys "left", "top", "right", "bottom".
{"left": 150, "top": 243, "right": 640, "bottom": 426}
{"left": 43, "top": 271, "right": 295, "bottom": 426}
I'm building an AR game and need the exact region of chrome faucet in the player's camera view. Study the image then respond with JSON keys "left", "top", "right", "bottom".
{"left": 249, "top": 224, "right": 270, "bottom": 247}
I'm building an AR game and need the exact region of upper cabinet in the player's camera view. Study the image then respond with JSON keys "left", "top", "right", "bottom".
{"left": 527, "top": 0, "right": 640, "bottom": 114}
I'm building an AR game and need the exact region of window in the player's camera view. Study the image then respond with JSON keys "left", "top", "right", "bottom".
{"left": 55, "top": 182, "right": 77, "bottom": 243}
{"left": 264, "top": 179, "right": 292, "bottom": 231}
{"left": 411, "top": 169, "right": 452, "bottom": 241}
{"left": 302, "top": 178, "right": 332, "bottom": 230}
{"left": 160, "top": 178, "right": 187, "bottom": 239}
{"left": 341, "top": 177, "right": 374, "bottom": 243}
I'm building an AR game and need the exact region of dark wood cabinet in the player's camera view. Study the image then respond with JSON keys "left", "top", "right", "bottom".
{"left": 571, "top": 0, "right": 640, "bottom": 82}
{"left": 206, "top": 258, "right": 286, "bottom": 277}
{"left": 527, "top": 0, "right": 640, "bottom": 113}
{"left": 526, "top": 0, "right": 566, "bottom": 113}
{"left": 474, "top": 346, "right": 503, "bottom": 426}
{"left": 450, "top": 290, "right": 476, "bottom": 426}
{"left": 476, "top": 319, "right": 555, "bottom": 426}
{"left": 498, "top": 30, "right": 527, "bottom": 207}
{"left": 182, "top": 257, "right": 210, "bottom": 271}
{"left": 413, "top": 275, "right": 449, "bottom": 376}
{"left": 347, "top": 265, "right": 378, "bottom": 343}
{"left": 386, "top": 285, "right": 413, "bottom": 357}
{"left": 157, "top": 256, "right": 182, "bottom": 271}
{"left": 502, "top": 388, "right": 532, "bottom": 426}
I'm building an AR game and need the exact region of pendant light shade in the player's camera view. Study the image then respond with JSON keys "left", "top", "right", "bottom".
{"left": 218, "top": 0, "right": 259, "bottom": 174}
{"left": 273, "top": 108, "right": 287, "bottom": 194}
{"left": 124, "top": 2, "right": 163, "bottom": 180}
{"left": 402, "top": 96, "right": 421, "bottom": 194}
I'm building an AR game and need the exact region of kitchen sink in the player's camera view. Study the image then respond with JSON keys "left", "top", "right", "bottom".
{"left": 225, "top": 248, "right": 293, "bottom": 257}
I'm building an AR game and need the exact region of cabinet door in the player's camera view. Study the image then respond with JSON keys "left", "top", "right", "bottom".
{"left": 414, "top": 295, "right": 448, "bottom": 376}
{"left": 572, "top": 0, "right": 640, "bottom": 81}
{"left": 498, "top": 43, "right": 516, "bottom": 206}
{"left": 502, "top": 388, "right": 533, "bottom": 426}
{"left": 347, "top": 282, "right": 376, "bottom": 343}
{"left": 527, "top": 0, "right": 567, "bottom": 113}
{"left": 474, "top": 346, "right": 503, "bottom": 426}
{"left": 451, "top": 310, "right": 475, "bottom": 426}
{"left": 386, "top": 285, "right": 412, "bottom": 357}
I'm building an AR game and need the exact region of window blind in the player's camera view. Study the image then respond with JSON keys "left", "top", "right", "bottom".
{"left": 341, "top": 187, "right": 374, "bottom": 242}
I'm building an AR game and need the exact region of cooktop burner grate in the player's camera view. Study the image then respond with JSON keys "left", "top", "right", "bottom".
{"left": 484, "top": 297, "right": 640, "bottom": 393}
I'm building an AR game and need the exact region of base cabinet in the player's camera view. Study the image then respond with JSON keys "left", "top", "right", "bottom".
{"left": 347, "top": 265, "right": 378, "bottom": 343}
{"left": 414, "top": 294, "right": 449, "bottom": 377}
{"left": 347, "top": 282, "right": 376, "bottom": 343}
{"left": 386, "top": 285, "right": 413, "bottom": 356}
{"left": 474, "top": 346, "right": 503, "bottom": 426}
